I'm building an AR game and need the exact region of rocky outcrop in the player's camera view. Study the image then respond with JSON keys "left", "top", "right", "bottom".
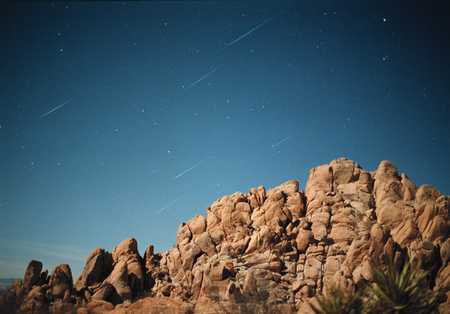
{"left": 23, "top": 260, "right": 43, "bottom": 292}
{"left": 75, "top": 248, "right": 113, "bottom": 293}
{"left": 0, "top": 158, "right": 448, "bottom": 314}
{"left": 49, "top": 264, "right": 73, "bottom": 300}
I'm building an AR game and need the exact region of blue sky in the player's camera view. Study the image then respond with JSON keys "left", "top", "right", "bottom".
{"left": 1, "top": 1, "right": 449, "bottom": 278}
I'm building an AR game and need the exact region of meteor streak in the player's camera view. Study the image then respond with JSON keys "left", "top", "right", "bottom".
{"left": 174, "top": 160, "right": 203, "bottom": 179}
{"left": 185, "top": 66, "right": 220, "bottom": 90}
{"left": 271, "top": 136, "right": 290, "bottom": 148}
{"left": 225, "top": 17, "right": 274, "bottom": 48}
{"left": 40, "top": 99, "right": 71, "bottom": 118}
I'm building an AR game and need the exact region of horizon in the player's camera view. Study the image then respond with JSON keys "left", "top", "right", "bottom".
{"left": 2, "top": 0, "right": 450, "bottom": 279}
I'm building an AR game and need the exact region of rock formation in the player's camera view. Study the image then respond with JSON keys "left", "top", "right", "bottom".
{"left": 0, "top": 158, "right": 448, "bottom": 313}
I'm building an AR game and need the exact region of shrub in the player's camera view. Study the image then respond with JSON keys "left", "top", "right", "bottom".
{"left": 365, "top": 259, "right": 439, "bottom": 314}
{"left": 312, "top": 257, "right": 439, "bottom": 314}
{"left": 312, "top": 285, "right": 363, "bottom": 314}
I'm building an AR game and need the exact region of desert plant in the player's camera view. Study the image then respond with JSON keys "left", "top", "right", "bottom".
{"left": 365, "top": 258, "right": 439, "bottom": 314}
{"left": 312, "top": 256, "right": 440, "bottom": 314}
{"left": 312, "top": 285, "right": 363, "bottom": 314}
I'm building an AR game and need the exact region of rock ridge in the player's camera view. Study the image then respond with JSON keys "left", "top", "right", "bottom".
{"left": 0, "top": 158, "right": 448, "bottom": 313}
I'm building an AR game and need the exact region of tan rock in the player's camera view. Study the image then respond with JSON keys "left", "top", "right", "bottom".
{"left": 110, "top": 297, "right": 193, "bottom": 314}
{"left": 49, "top": 264, "right": 73, "bottom": 299}
{"left": 391, "top": 219, "right": 418, "bottom": 247}
{"left": 330, "top": 158, "right": 360, "bottom": 185}
{"left": 76, "top": 248, "right": 113, "bottom": 291}
{"left": 179, "top": 242, "right": 202, "bottom": 271}
{"left": 329, "top": 224, "right": 355, "bottom": 243}
{"left": 85, "top": 299, "right": 114, "bottom": 313}
{"left": 113, "top": 238, "right": 139, "bottom": 262}
{"left": 296, "top": 229, "right": 313, "bottom": 253}
{"left": 194, "top": 232, "right": 217, "bottom": 257}
{"left": 305, "top": 164, "right": 333, "bottom": 204}
{"left": 311, "top": 222, "right": 327, "bottom": 241}
{"left": 104, "top": 260, "right": 132, "bottom": 301}
{"left": 187, "top": 215, "right": 207, "bottom": 236}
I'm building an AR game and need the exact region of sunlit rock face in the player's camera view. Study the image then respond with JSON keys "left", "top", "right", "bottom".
{"left": 1, "top": 158, "right": 449, "bottom": 314}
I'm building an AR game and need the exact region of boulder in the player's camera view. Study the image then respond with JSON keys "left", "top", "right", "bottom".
{"left": 49, "top": 264, "right": 73, "bottom": 299}
{"left": 75, "top": 248, "right": 113, "bottom": 291}
{"left": 104, "top": 259, "right": 132, "bottom": 302}
{"left": 23, "top": 260, "right": 43, "bottom": 291}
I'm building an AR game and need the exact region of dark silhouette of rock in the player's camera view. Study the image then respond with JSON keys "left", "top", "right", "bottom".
{"left": 23, "top": 260, "right": 42, "bottom": 291}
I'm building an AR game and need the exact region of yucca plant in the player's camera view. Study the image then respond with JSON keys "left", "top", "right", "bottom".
{"left": 312, "top": 284, "right": 363, "bottom": 314}
{"left": 311, "top": 255, "right": 440, "bottom": 314}
{"left": 365, "top": 258, "right": 439, "bottom": 314}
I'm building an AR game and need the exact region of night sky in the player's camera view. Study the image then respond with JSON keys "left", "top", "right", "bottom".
{"left": 1, "top": 1, "right": 450, "bottom": 278}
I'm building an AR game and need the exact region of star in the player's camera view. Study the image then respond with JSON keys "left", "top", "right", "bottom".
{"left": 382, "top": 55, "right": 389, "bottom": 62}
{"left": 59, "top": 48, "right": 64, "bottom": 53}
{"left": 382, "top": 17, "right": 387, "bottom": 23}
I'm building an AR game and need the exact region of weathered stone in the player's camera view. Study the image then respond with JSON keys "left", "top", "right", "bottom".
{"left": 296, "top": 229, "right": 313, "bottom": 253}
{"left": 76, "top": 248, "right": 113, "bottom": 291}
{"left": 113, "top": 238, "right": 139, "bottom": 262}
{"left": 23, "top": 260, "right": 43, "bottom": 291}
{"left": 187, "top": 215, "right": 207, "bottom": 236}
{"left": 194, "top": 232, "right": 217, "bottom": 257}
{"left": 49, "top": 264, "right": 73, "bottom": 299}
{"left": 104, "top": 260, "right": 132, "bottom": 302}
